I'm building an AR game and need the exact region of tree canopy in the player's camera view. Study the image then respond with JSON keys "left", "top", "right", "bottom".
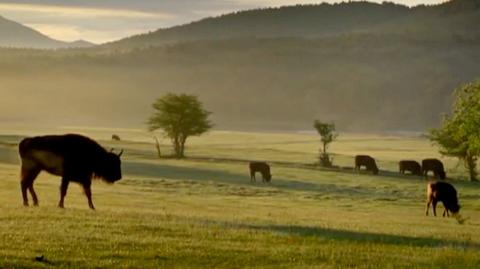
{"left": 313, "top": 120, "right": 338, "bottom": 167}
{"left": 430, "top": 81, "right": 480, "bottom": 181}
{"left": 148, "top": 93, "right": 213, "bottom": 158}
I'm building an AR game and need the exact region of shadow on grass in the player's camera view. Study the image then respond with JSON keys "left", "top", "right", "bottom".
{"left": 123, "top": 160, "right": 317, "bottom": 191}
{"left": 122, "top": 161, "right": 432, "bottom": 201}
{"left": 247, "top": 223, "right": 480, "bottom": 249}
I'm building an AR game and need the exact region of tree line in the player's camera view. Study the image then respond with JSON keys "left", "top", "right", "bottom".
{"left": 147, "top": 79, "right": 480, "bottom": 181}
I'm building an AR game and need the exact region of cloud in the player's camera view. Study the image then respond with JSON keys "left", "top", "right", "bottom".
{"left": 0, "top": 3, "right": 172, "bottom": 18}
{"left": 0, "top": 2, "right": 178, "bottom": 43}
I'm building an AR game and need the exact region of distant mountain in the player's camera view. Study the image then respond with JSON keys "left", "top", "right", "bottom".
{"left": 109, "top": 0, "right": 480, "bottom": 48}
{"left": 0, "top": 15, "right": 95, "bottom": 49}
{"left": 69, "top": 39, "right": 96, "bottom": 48}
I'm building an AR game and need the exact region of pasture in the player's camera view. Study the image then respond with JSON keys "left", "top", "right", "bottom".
{"left": 0, "top": 128, "right": 479, "bottom": 268}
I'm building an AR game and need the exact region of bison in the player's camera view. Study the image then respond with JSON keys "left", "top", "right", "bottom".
{"left": 355, "top": 155, "right": 379, "bottom": 175}
{"left": 249, "top": 161, "right": 271, "bottom": 183}
{"left": 19, "top": 134, "right": 123, "bottom": 210}
{"left": 422, "top": 158, "right": 446, "bottom": 180}
{"left": 426, "top": 181, "right": 460, "bottom": 218}
{"left": 111, "top": 134, "right": 121, "bottom": 141}
{"left": 399, "top": 160, "right": 422, "bottom": 176}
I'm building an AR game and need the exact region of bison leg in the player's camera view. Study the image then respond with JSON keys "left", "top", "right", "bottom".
{"left": 442, "top": 206, "right": 449, "bottom": 217}
{"left": 58, "top": 178, "right": 69, "bottom": 208}
{"left": 83, "top": 184, "right": 95, "bottom": 210}
{"left": 28, "top": 184, "right": 39, "bottom": 206}
{"left": 431, "top": 200, "right": 438, "bottom": 217}
{"left": 20, "top": 180, "right": 29, "bottom": 207}
{"left": 20, "top": 165, "right": 40, "bottom": 207}
{"left": 250, "top": 171, "right": 255, "bottom": 183}
{"left": 425, "top": 200, "right": 431, "bottom": 216}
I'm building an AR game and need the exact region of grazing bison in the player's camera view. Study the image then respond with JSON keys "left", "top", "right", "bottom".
{"left": 249, "top": 161, "right": 271, "bottom": 183}
{"left": 19, "top": 134, "right": 123, "bottom": 210}
{"left": 399, "top": 160, "right": 422, "bottom": 176}
{"left": 355, "top": 155, "right": 379, "bottom": 175}
{"left": 111, "top": 134, "right": 121, "bottom": 141}
{"left": 422, "top": 159, "right": 446, "bottom": 180}
{"left": 426, "top": 181, "right": 460, "bottom": 218}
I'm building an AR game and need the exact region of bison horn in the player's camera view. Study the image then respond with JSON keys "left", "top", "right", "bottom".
{"left": 117, "top": 149, "right": 124, "bottom": 157}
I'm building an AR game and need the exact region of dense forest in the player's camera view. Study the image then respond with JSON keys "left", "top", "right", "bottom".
{"left": 110, "top": 0, "right": 480, "bottom": 48}
{"left": 1, "top": 0, "right": 479, "bottom": 131}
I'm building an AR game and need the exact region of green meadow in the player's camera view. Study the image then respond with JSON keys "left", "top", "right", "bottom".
{"left": 0, "top": 129, "right": 479, "bottom": 268}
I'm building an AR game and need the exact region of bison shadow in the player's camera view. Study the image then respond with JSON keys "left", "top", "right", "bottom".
{"left": 247, "top": 223, "right": 480, "bottom": 249}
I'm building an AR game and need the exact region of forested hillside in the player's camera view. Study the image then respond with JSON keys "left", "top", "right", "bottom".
{"left": 109, "top": 0, "right": 480, "bottom": 48}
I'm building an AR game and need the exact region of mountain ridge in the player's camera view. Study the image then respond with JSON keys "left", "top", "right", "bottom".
{"left": 0, "top": 15, "right": 95, "bottom": 49}
{"left": 107, "top": 0, "right": 480, "bottom": 48}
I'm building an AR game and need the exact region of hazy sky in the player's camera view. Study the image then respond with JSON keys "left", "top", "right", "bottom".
{"left": 0, "top": 0, "right": 446, "bottom": 43}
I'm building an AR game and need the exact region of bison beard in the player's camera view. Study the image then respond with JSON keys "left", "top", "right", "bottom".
{"left": 19, "top": 134, "right": 123, "bottom": 210}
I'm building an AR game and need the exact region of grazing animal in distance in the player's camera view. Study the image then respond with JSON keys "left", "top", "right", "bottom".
{"left": 422, "top": 158, "right": 446, "bottom": 180}
{"left": 19, "top": 134, "right": 123, "bottom": 210}
{"left": 249, "top": 161, "right": 271, "bottom": 183}
{"left": 399, "top": 160, "right": 422, "bottom": 176}
{"left": 426, "top": 181, "right": 460, "bottom": 218}
{"left": 111, "top": 134, "right": 121, "bottom": 141}
{"left": 355, "top": 155, "right": 379, "bottom": 175}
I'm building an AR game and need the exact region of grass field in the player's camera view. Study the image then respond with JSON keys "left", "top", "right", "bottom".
{"left": 0, "top": 128, "right": 479, "bottom": 268}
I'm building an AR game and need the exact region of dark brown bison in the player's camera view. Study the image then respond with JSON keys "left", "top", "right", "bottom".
{"left": 355, "top": 155, "right": 379, "bottom": 175}
{"left": 426, "top": 181, "right": 460, "bottom": 218}
{"left": 422, "top": 158, "right": 446, "bottom": 180}
{"left": 249, "top": 161, "right": 271, "bottom": 183}
{"left": 399, "top": 160, "right": 422, "bottom": 176}
{"left": 111, "top": 134, "right": 121, "bottom": 141}
{"left": 19, "top": 134, "right": 123, "bottom": 210}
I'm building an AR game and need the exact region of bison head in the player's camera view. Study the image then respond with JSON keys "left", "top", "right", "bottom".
{"left": 96, "top": 150, "right": 123, "bottom": 183}
{"left": 265, "top": 173, "right": 272, "bottom": 182}
{"left": 371, "top": 165, "right": 379, "bottom": 175}
{"left": 450, "top": 203, "right": 461, "bottom": 215}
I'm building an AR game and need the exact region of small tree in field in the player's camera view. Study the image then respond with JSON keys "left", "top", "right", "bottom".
{"left": 429, "top": 81, "right": 480, "bottom": 181}
{"left": 148, "top": 93, "right": 213, "bottom": 158}
{"left": 313, "top": 120, "right": 338, "bottom": 167}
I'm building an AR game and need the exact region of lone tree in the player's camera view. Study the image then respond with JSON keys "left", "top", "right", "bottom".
{"left": 148, "top": 93, "right": 213, "bottom": 158}
{"left": 313, "top": 120, "right": 338, "bottom": 167}
{"left": 430, "top": 81, "right": 480, "bottom": 181}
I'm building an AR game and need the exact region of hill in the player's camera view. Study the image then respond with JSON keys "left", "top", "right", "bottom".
{"left": 1, "top": 0, "right": 480, "bottom": 131}
{"left": 108, "top": 0, "right": 480, "bottom": 48}
{"left": 0, "top": 15, "right": 95, "bottom": 49}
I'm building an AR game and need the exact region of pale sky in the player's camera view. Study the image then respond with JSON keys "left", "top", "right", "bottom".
{"left": 0, "top": 0, "right": 446, "bottom": 43}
